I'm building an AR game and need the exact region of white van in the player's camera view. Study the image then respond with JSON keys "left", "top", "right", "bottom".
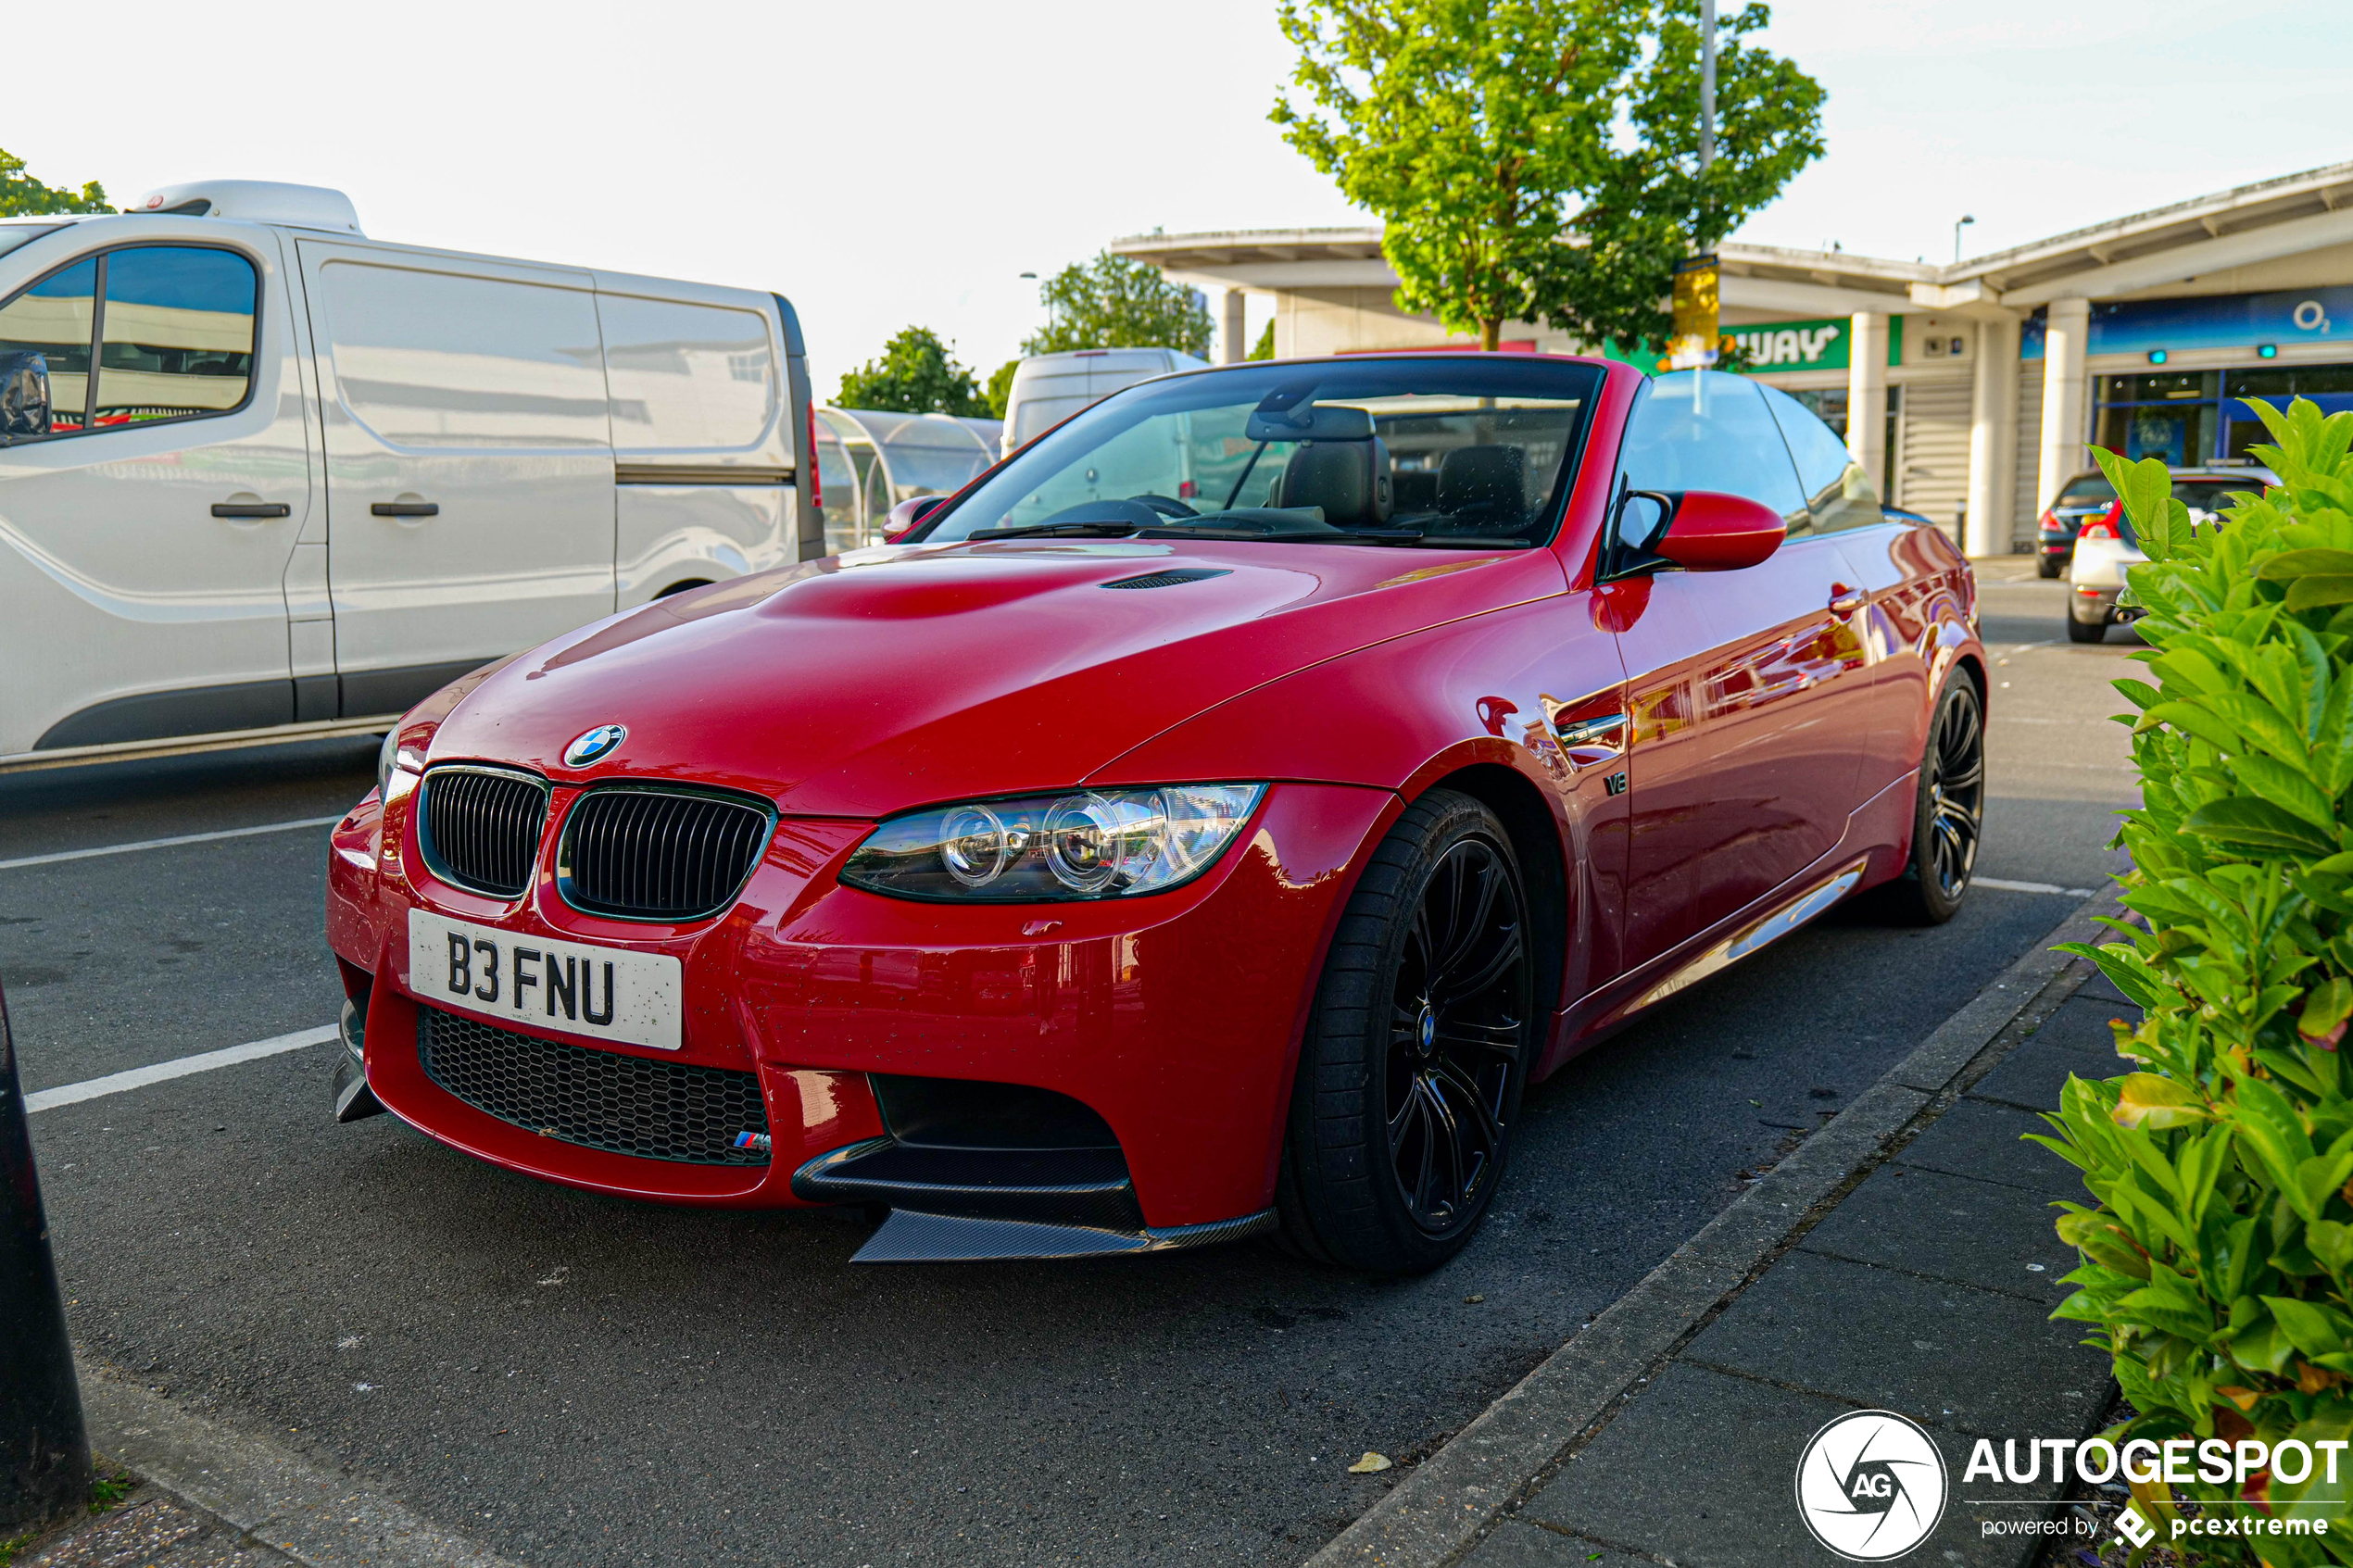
{"left": 0, "top": 180, "right": 819, "bottom": 768}
{"left": 999, "top": 346, "right": 1205, "bottom": 457}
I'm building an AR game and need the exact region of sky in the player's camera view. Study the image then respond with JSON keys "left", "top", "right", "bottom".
{"left": 8, "top": 0, "right": 2347, "bottom": 396}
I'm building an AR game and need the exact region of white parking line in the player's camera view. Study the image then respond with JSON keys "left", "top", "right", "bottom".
{"left": 0, "top": 815, "right": 344, "bottom": 872}
{"left": 23, "top": 1024, "right": 337, "bottom": 1113}
{"left": 1975, "top": 876, "right": 2098, "bottom": 897}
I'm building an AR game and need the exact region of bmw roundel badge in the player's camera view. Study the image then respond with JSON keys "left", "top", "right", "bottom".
{"left": 563, "top": 723, "right": 627, "bottom": 768}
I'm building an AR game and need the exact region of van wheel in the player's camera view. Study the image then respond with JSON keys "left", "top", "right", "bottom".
{"left": 2065, "top": 608, "right": 2107, "bottom": 644}
{"left": 1875, "top": 678, "right": 1985, "bottom": 925}
{"left": 1277, "top": 790, "right": 1533, "bottom": 1275}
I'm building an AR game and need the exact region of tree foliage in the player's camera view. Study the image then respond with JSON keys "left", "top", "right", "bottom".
{"left": 0, "top": 146, "right": 109, "bottom": 217}
{"left": 2045, "top": 403, "right": 2353, "bottom": 1562}
{"left": 1022, "top": 251, "right": 1211, "bottom": 358}
{"left": 1271, "top": 0, "right": 1823, "bottom": 354}
{"left": 836, "top": 326, "right": 990, "bottom": 418}
{"left": 1251, "top": 320, "right": 1276, "bottom": 360}
{"left": 1540, "top": 1, "right": 1825, "bottom": 355}
{"left": 984, "top": 358, "right": 1019, "bottom": 420}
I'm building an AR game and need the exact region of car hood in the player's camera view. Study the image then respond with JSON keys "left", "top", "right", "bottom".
{"left": 427, "top": 538, "right": 1567, "bottom": 816}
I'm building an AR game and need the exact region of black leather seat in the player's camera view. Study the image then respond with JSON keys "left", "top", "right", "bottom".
{"left": 1274, "top": 438, "right": 1394, "bottom": 526}
{"left": 1436, "top": 445, "right": 1528, "bottom": 531}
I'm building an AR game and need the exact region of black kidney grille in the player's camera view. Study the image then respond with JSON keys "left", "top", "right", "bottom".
{"left": 417, "top": 1007, "right": 770, "bottom": 1166}
{"left": 421, "top": 767, "right": 548, "bottom": 898}
{"left": 561, "top": 789, "right": 772, "bottom": 921}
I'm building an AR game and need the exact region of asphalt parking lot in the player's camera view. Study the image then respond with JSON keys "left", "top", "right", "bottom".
{"left": 2, "top": 557, "right": 2136, "bottom": 1568}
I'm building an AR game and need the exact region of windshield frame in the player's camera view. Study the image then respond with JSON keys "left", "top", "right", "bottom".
{"left": 907, "top": 354, "right": 1609, "bottom": 552}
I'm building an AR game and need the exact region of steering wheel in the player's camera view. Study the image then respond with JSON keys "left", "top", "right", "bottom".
{"left": 1128, "top": 493, "right": 1200, "bottom": 520}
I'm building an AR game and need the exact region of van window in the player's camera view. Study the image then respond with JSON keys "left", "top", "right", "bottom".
{"left": 318, "top": 261, "right": 607, "bottom": 448}
{"left": 1759, "top": 382, "right": 1881, "bottom": 533}
{"left": 0, "top": 256, "right": 96, "bottom": 433}
{"left": 598, "top": 295, "right": 776, "bottom": 455}
{"left": 94, "top": 246, "right": 257, "bottom": 426}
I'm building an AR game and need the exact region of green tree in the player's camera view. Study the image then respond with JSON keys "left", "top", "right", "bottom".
{"left": 1274, "top": 0, "right": 1640, "bottom": 351}
{"left": 1022, "top": 251, "right": 1211, "bottom": 358}
{"left": 836, "top": 326, "right": 989, "bottom": 417}
{"left": 1271, "top": 0, "right": 1823, "bottom": 355}
{"left": 1535, "top": 1, "right": 1825, "bottom": 356}
{"left": 984, "top": 358, "right": 1019, "bottom": 420}
{"left": 0, "top": 146, "right": 110, "bottom": 216}
{"left": 1250, "top": 320, "right": 1276, "bottom": 360}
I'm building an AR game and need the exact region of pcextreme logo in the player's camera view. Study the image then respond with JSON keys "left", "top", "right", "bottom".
{"left": 1794, "top": 1410, "right": 1948, "bottom": 1561}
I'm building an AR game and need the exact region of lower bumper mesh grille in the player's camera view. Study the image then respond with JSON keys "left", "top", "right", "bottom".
{"left": 417, "top": 1007, "right": 769, "bottom": 1166}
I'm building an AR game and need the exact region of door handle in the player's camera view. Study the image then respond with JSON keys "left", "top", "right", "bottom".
{"left": 1829, "top": 583, "right": 1867, "bottom": 613}
{"left": 371, "top": 501, "right": 439, "bottom": 518}
{"left": 211, "top": 502, "right": 290, "bottom": 519}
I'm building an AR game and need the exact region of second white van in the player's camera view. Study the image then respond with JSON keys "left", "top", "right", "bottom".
{"left": 999, "top": 346, "right": 1205, "bottom": 457}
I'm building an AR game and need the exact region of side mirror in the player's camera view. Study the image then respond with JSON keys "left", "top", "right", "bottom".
{"left": 0, "top": 352, "right": 52, "bottom": 444}
{"left": 1647, "top": 490, "right": 1786, "bottom": 571}
{"left": 881, "top": 495, "right": 945, "bottom": 541}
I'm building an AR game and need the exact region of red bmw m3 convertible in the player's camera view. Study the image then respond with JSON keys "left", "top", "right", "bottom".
{"left": 324, "top": 353, "right": 1984, "bottom": 1274}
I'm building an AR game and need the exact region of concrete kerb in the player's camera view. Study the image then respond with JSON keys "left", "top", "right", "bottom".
{"left": 71, "top": 1356, "right": 524, "bottom": 1568}
{"left": 1306, "top": 883, "right": 2130, "bottom": 1568}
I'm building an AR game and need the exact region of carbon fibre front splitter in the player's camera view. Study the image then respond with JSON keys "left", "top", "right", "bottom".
{"left": 851, "top": 1207, "right": 1277, "bottom": 1263}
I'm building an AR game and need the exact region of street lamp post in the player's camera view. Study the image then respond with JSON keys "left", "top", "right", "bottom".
{"left": 1954, "top": 214, "right": 1976, "bottom": 264}
{"left": 0, "top": 980, "right": 90, "bottom": 1533}
{"left": 1698, "top": 0, "right": 1716, "bottom": 171}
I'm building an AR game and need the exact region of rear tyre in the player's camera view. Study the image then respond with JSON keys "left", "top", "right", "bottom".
{"left": 1277, "top": 790, "right": 1534, "bottom": 1275}
{"left": 2065, "top": 606, "right": 2108, "bottom": 644}
{"left": 1876, "top": 677, "right": 1986, "bottom": 925}
{"left": 2037, "top": 558, "right": 2061, "bottom": 579}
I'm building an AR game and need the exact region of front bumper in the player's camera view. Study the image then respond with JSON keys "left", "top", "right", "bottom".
{"left": 325, "top": 774, "right": 1396, "bottom": 1233}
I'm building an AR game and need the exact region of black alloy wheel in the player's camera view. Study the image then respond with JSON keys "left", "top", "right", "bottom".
{"left": 1878, "top": 677, "right": 1986, "bottom": 924}
{"left": 1277, "top": 790, "right": 1534, "bottom": 1274}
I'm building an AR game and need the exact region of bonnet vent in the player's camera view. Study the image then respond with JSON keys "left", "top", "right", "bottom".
{"left": 1101, "top": 568, "right": 1232, "bottom": 591}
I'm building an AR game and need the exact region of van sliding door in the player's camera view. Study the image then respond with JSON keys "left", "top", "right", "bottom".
{"left": 296, "top": 240, "right": 615, "bottom": 717}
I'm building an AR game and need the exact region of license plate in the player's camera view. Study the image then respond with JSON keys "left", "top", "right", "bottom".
{"left": 407, "top": 909, "right": 683, "bottom": 1051}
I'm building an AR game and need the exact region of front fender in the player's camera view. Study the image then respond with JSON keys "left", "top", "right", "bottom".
{"left": 1093, "top": 592, "right": 1633, "bottom": 1010}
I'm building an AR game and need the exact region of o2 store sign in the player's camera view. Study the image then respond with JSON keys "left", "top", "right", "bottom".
{"left": 2022, "top": 284, "right": 2353, "bottom": 358}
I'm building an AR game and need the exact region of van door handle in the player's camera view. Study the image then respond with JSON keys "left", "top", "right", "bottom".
{"left": 371, "top": 501, "right": 439, "bottom": 517}
{"left": 211, "top": 502, "right": 290, "bottom": 519}
{"left": 1829, "top": 583, "right": 1867, "bottom": 613}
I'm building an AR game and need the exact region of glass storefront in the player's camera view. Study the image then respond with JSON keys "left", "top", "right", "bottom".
{"left": 2092, "top": 362, "right": 2353, "bottom": 467}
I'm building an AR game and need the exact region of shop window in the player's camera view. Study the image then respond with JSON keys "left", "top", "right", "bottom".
{"left": 2223, "top": 364, "right": 2353, "bottom": 461}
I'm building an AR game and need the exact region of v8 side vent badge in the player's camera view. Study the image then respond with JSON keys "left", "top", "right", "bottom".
{"left": 1101, "top": 569, "right": 1232, "bottom": 590}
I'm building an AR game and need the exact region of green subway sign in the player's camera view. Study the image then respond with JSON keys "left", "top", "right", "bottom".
{"left": 1605, "top": 315, "right": 1902, "bottom": 375}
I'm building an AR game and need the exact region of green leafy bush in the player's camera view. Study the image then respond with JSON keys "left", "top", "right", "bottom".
{"left": 2047, "top": 399, "right": 2353, "bottom": 1562}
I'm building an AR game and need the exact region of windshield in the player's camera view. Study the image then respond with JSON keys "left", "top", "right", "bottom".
{"left": 916, "top": 357, "right": 1604, "bottom": 549}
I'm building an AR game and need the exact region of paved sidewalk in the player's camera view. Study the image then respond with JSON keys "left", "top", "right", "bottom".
{"left": 1315, "top": 889, "right": 2133, "bottom": 1567}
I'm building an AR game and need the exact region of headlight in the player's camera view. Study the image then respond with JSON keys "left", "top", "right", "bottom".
{"left": 376, "top": 728, "right": 425, "bottom": 797}
{"left": 839, "top": 784, "right": 1266, "bottom": 902}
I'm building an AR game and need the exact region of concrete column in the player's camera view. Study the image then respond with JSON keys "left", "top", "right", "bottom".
{"left": 1965, "top": 314, "right": 2020, "bottom": 558}
{"left": 1222, "top": 289, "right": 1248, "bottom": 365}
{"left": 2036, "top": 296, "right": 2093, "bottom": 515}
{"left": 1845, "top": 312, "right": 1890, "bottom": 494}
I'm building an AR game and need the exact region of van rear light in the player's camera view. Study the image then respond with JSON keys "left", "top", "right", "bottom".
{"left": 805, "top": 403, "right": 822, "bottom": 509}
{"left": 2077, "top": 503, "right": 2122, "bottom": 542}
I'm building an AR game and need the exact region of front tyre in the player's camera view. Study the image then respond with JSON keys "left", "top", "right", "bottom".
{"left": 1277, "top": 790, "right": 1533, "bottom": 1275}
{"left": 1876, "top": 676, "right": 1986, "bottom": 925}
